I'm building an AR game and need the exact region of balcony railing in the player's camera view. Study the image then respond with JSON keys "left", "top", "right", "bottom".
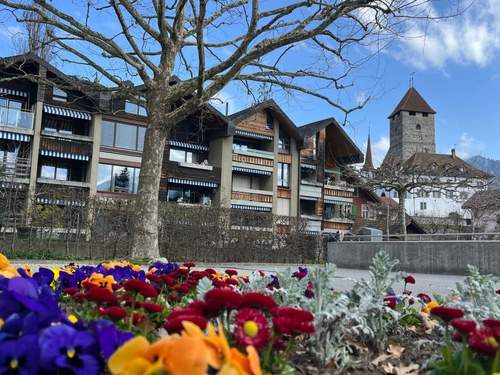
{"left": 231, "top": 190, "right": 273, "bottom": 203}
{"left": 0, "top": 107, "right": 34, "bottom": 130}
{"left": 232, "top": 145, "right": 274, "bottom": 159}
{"left": 0, "top": 157, "right": 31, "bottom": 179}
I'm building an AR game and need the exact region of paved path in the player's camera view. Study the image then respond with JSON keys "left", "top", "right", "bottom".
{"left": 11, "top": 260, "right": 489, "bottom": 296}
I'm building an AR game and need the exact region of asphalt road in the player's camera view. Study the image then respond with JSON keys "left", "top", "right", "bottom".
{"left": 11, "top": 260, "right": 487, "bottom": 296}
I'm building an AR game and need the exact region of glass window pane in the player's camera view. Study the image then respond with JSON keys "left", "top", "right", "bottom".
{"left": 55, "top": 166, "right": 68, "bottom": 181}
{"left": 101, "top": 121, "right": 115, "bottom": 147}
{"left": 115, "top": 123, "right": 137, "bottom": 149}
{"left": 185, "top": 151, "right": 193, "bottom": 163}
{"left": 8, "top": 100, "right": 22, "bottom": 110}
{"left": 137, "top": 106, "right": 147, "bottom": 116}
{"left": 168, "top": 189, "right": 183, "bottom": 202}
{"left": 133, "top": 168, "right": 140, "bottom": 193}
{"left": 169, "top": 148, "right": 185, "bottom": 162}
{"left": 137, "top": 127, "right": 145, "bottom": 151}
{"left": 40, "top": 164, "right": 55, "bottom": 179}
{"left": 113, "top": 166, "right": 132, "bottom": 193}
{"left": 125, "top": 101, "right": 138, "bottom": 114}
{"left": 97, "top": 164, "right": 112, "bottom": 191}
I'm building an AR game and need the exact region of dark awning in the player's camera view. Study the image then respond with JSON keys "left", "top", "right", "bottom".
{"left": 235, "top": 129, "right": 273, "bottom": 141}
{"left": 167, "top": 177, "right": 217, "bottom": 188}
{"left": 232, "top": 166, "right": 272, "bottom": 176}
{"left": 43, "top": 104, "right": 92, "bottom": 120}
{"left": 168, "top": 140, "right": 208, "bottom": 152}
{"left": 0, "top": 87, "right": 28, "bottom": 97}
{"left": 0, "top": 131, "right": 31, "bottom": 142}
{"left": 231, "top": 204, "right": 272, "bottom": 212}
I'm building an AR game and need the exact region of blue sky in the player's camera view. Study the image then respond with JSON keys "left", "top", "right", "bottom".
{"left": 1, "top": 1, "right": 499, "bottom": 164}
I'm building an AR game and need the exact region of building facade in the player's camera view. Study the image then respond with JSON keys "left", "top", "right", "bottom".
{"left": 0, "top": 54, "right": 361, "bottom": 234}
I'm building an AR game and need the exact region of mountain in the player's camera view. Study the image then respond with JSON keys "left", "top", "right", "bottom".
{"left": 467, "top": 155, "right": 500, "bottom": 186}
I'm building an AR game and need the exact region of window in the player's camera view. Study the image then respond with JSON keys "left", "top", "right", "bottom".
{"left": 100, "top": 120, "right": 145, "bottom": 151}
{"left": 416, "top": 124, "right": 421, "bottom": 130}
{"left": 40, "top": 162, "right": 69, "bottom": 181}
{"left": 0, "top": 98, "right": 24, "bottom": 127}
{"left": 169, "top": 148, "right": 195, "bottom": 163}
{"left": 53, "top": 87, "right": 68, "bottom": 102}
{"left": 446, "top": 191, "right": 454, "bottom": 199}
{"left": 300, "top": 199, "right": 316, "bottom": 216}
{"left": 278, "top": 129, "right": 290, "bottom": 153}
{"left": 277, "top": 163, "right": 289, "bottom": 187}
{"left": 167, "top": 187, "right": 210, "bottom": 204}
{"left": 97, "top": 163, "right": 140, "bottom": 193}
{"left": 266, "top": 112, "right": 274, "bottom": 129}
{"left": 433, "top": 191, "right": 441, "bottom": 198}
{"left": 43, "top": 117, "right": 82, "bottom": 135}
{"left": 423, "top": 113, "right": 428, "bottom": 117}
{"left": 125, "top": 100, "right": 147, "bottom": 116}
{"left": 362, "top": 205, "right": 370, "bottom": 219}
{"left": 420, "top": 202, "right": 427, "bottom": 210}
{"left": 409, "top": 111, "right": 416, "bottom": 116}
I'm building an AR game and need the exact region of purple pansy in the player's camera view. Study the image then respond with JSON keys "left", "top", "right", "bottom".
{"left": 0, "top": 335, "right": 39, "bottom": 375}
{"left": 90, "top": 320, "right": 134, "bottom": 359}
{"left": 39, "top": 324, "right": 99, "bottom": 375}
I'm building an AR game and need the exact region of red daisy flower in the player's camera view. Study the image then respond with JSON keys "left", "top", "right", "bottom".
{"left": 384, "top": 296, "right": 397, "bottom": 310}
{"left": 235, "top": 308, "right": 270, "bottom": 350}
{"left": 168, "top": 307, "right": 204, "bottom": 321}
{"left": 183, "top": 262, "right": 196, "bottom": 268}
{"left": 123, "top": 279, "right": 158, "bottom": 298}
{"left": 204, "top": 288, "right": 242, "bottom": 311}
{"left": 99, "top": 306, "right": 127, "bottom": 321}
{"left": 225, "top": 278, "right": 239, "bottom": 286}
{"left": 417, "top": 293, "right": 431, "bottom": 303}
{"left": 84, "top": 287, "right": 117, "bottom": 305}
{"left": 225, "top": 269, "right": 238, "bottom": 276}
{"left": 132, "top": 313, "right": 146, "bottom": 325}
{"left": 174, "top": 284, "right": 191, "bottom": 294}
{"left": 496, "top": 289, "right": 500, "bottom": 295}
{"left": 451, "top": 319, "right": 477, "bottom": 335}
{"left": 73, "top": 292, "right": 85, "bottom": 302}
{"left": 205, "top": 268, "right": 217, "bottom": 275}
{"left": 146, "top": 274, "right": 161, "bottom": 283}
{"left": 430, "top": 306, "right": 464, "bottom": 322}
{"left": 160, "top": 275, "right": 176, "bottom": 286}
{"left": 483, "top": 318, "right": 500, "bottom": 329}
{"left": 164, "top": 315, "right": 208, "bottom": 334}
{"left": 141, "top": 302, "right": 164, "bottom": 313}
{"left": 240, "top": 292, "right": 277, "bottom": 311}
{"left": 272, "top": 316, "right": 315, "bottom": 336}
{"left": 271, "top": 307, "right": 314, "bottom": 322}
{"left": 468, "top": 327, "right": 499, "bottom": 357}
{"left": 189, "top": 271, "right": 208, "bottom": 280}
{"left": 404, "top": 275, "right": 416, "bottom": 284}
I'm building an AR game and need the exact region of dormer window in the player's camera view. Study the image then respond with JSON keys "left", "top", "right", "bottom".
{"left": 278, "top": 128, "right": 290, "bottom": 153}
{"left": 125, "top": 100, "right": 147, "bottom": 116}
{"left": 53, "top": 87, "right": 68, "bottom": 102}
{"left": 423, "top": 113, "right": 428, "bottom": 117}
{"left": 409, "top": 111, "right": 416, "bottom": 116}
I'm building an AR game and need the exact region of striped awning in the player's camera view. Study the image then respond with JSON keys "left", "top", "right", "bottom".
{"left": 235, "top": 129, "right": 273, "bottom": 141}
{"left": 43, "top": 104, "right": 92, "bottom": 120}
{"left": 167, "top": 177, "right": 218, "bottom": 188}
{"left": 305, "top": 230, "right": 320, "bottom": 235}
{"left": 0, "top": 87, "right": 28, "bottom": 97}
{"left": 301, "top": 164, "right": 316, "bottom": 170}
{"left": 36, "top": 197, "right": 85, "bottom": 207}
{"left": 300, "top": 196, "right": 319, "bottom": 201}
{"left": 231, "top": 204, "right": 272, "bottom": 212}
{"left": 168, "top": 140, "right": 208, "bottom": 152}
{"left": 0, "top": 131, "right": 31, "bottom": 142}
{"left": 40, "top": 150, "right": 89, "bottom": 161}
{"left": 324, "top": 197, "right": 352, "bottom": 205}
{"left": 232, "top": 166, "right": 272, "bottom": 176}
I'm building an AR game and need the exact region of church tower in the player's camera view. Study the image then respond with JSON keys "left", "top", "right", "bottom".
{"left": 384, "top": 87, "right": 436, "bottom": 163}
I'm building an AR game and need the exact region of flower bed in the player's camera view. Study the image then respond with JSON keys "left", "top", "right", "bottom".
{"left": 0, "top": 252, "right": 498, "bottom": 374}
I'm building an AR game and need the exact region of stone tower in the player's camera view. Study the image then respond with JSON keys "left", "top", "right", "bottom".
{"left": 384, "top": 87, "right": 436, "bottom": 163}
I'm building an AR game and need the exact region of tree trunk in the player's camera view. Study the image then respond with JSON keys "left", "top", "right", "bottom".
{"left": 130, "top": 120, "right": 168, "bottom": 259}
{"left": 398, "top": 190, "right": 407, "bottom": 238}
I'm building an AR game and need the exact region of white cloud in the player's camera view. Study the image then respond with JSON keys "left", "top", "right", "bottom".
{"left": 372, "top": 135, "right": 390, "bottom": 166}
{"left": 450, "top": 132, "right": 484, "bottom": 159}
{"left": 395, "top": 0, "right": 500, "bottom": 69}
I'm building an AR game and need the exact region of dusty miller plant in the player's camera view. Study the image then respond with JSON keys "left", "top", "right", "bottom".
{"left": 451, "top": 265, "right": 500, "bottom": 320}
{"left": 349, "top": 251, "right": 401, "bottom": 351}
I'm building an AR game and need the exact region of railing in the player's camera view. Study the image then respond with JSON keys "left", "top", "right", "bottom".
{"left": 0, "top": 157, "right": 31, "bottom": 179}
{"left": 232, "top": 145, "right": 274, "bottom": 159}
{"left": 341, "top": 232, "right": 500, "bottom": 242}
{"left": 231, "top": 190, "right": 273, "bottom": 203}
{"left": 0, "top": 107, "right": 34, "bottom": 130}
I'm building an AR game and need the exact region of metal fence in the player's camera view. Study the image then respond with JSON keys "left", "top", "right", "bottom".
{"left": 342, "top": 232, "right": 500, "bottom": 242}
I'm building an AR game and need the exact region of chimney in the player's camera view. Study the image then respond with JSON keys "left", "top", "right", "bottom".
{"left": 451, "top": 148, "right": 456, "bottom": 159}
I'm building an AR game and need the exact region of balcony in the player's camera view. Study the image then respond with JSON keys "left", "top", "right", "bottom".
{"left": 0, "top": 107, "right": 34, "bottom": 130}
{"left": 231, "top": 188, "right": 273, "bottom": 211}
{"left": 0, "top": 157, "right": 30, "bottom": 181}
{"left": 300, "top": 183, "right": 322, "bottom": 199}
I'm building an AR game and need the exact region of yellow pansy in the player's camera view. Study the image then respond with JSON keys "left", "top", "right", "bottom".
{"left": 422, "top": 300, "right": 440, "bottom": 314}
{"left": 82, "top": 273, "right": 116, "bottom": 291}
{"left": 108, "top": 336, "right": 162, "bottom": 375}
{"left": 0, "top": 253, "right": 19, "bottom": 279}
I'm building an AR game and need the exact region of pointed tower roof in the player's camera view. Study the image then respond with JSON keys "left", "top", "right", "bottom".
{"left": 388, "top": 87, "right": 436, "bottom": 118}
{"left": 361, "top": 134, "right": 374, "bottom": 172}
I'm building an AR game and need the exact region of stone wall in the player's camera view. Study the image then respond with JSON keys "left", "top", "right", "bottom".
{"left": 327, "top": 241, "right": 500, "bottom": 275}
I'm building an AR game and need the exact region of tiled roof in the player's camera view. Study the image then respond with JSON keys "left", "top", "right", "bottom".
{"left": 388, "top": 87, "right": 436, "bottom": 118}
{"left": 462, "top": 189, "right": 500, "bottom": 210}
{"left": 361, "top": 134, "right": 374, "bottom": 171}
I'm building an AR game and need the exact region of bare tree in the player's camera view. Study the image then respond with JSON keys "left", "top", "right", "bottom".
{"left": 0, "top": 0, "right": 458, "bottom": 257}
{"left": 351, "top": 155, "right": 493, "bottom": 236}
{"left": 13, "top": 4, "right": 55, "bottom": 61}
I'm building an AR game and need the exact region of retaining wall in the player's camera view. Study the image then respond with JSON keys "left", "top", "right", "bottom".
{"left": 327, "top": 241, "right": 500, "bottom": 275}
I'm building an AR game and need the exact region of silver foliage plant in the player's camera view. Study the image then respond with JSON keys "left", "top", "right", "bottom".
{"left": 241, "top": 252, "right": 403, "bottom": 368}
{"left": 450, "top": 265, "right": 500, "bottom": 320}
